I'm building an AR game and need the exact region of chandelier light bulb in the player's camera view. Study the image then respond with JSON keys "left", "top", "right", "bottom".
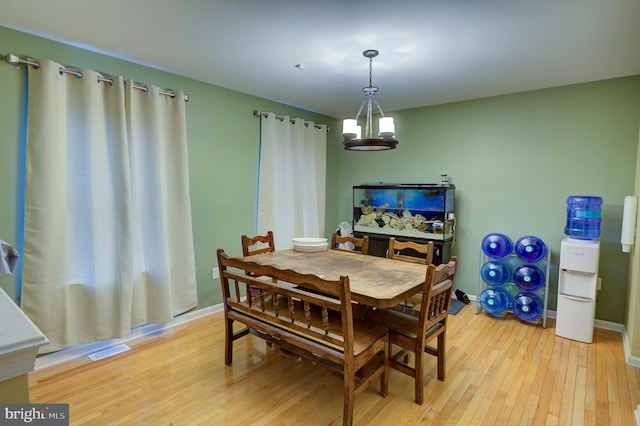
{"left": 342, "top": 119, "right": 358, "bottom": 139}
{"left": 378, "top": 117, "right": 395, "bottom": 138}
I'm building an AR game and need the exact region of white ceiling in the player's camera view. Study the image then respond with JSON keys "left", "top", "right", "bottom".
{"left": 1, "top": 0, "right": 639, "bottom": 118}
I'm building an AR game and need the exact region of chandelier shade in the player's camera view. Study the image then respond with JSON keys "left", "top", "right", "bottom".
{"left": 342, "top": 49, "right": 398, "bottom": 151}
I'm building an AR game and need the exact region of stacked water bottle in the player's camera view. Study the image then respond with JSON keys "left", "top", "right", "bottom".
{"left": 477, "top": 233, "right": 549, "bottom": 325}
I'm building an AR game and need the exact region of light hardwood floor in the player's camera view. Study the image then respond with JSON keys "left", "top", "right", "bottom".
{"left": 29, "top": 303, "right": 640, "bottom": 425}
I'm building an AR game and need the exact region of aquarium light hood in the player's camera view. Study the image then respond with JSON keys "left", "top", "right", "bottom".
{"left": 342, "top": 50, "right": 398, "bottom": 151}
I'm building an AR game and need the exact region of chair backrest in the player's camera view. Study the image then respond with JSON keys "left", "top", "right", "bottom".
{"left": 387, "top": 237, "right": 434, "bottom": 264}
{"left": 417, "top": 257, "right": 458, "bottom": 341}
{"left": 241, "top": 231, "right": 275, "bottom": 257}
{"left": 331, "top": 232, "right": 369, "bottom": 255}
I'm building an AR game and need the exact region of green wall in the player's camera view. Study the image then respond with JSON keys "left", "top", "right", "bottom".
{"left": 0, "top": 26, "right": 339, "bottom": 307}
{"left": 2, "top": 26, "right": 640, "bottom": 325}
{"left": 333, "top": 78, "right": 640, "bottom": 323}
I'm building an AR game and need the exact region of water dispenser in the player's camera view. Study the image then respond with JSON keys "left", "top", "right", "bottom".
{"left": 555, "top": 238, "right": 600, "bottom": 343}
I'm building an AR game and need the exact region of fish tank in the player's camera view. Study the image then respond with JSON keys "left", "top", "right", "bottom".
{"left": 353, "top": 183, "right": 455, "bottom": 241}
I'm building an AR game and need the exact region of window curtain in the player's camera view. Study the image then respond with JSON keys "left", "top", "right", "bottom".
{"left": 257, "top": 113, "right": 327, "bottom": 250}
{"left": 20, "top": 59, "right": 198, "bottom": 354}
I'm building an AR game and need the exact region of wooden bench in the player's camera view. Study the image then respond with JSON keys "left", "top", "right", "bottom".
{"left": 217, "top": 248, "right": 388, "bottom": 426}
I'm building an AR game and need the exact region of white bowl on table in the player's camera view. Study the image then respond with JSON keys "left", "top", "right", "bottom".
{"left": 292, "top": 237, "right": 328, "bottom": 252}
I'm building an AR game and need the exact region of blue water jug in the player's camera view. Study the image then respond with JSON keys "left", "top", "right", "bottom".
{"left": 479, "top": 287, "right": 511, "bottom": 315}
{"left": 481, "top": 260, "right": 512, "bottom": 286}
{"left": 564, "top": 196, "right": 603, "bottom": 240}
{"left": 515, "top": 236, "right": 547, "bottom": 263}
{"left": 512, "top": 292, "right": 543, "bottom": 321}
{"left": 513, "top": 264, "right": 545, "bottom": 291}
{"left": 481, "top": 233, "right": 513, "bottom": 259}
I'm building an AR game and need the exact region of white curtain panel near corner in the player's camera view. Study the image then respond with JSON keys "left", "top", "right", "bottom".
{"left": 257, "top": 113, "right": 326, "bottom": 250}
{"left": 20, "top": 59, "right": 198, "bottom": 354}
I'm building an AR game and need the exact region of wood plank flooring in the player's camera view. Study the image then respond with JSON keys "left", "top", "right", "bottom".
{"left": 29, "top": 303, "right": 639, "bottom": 425}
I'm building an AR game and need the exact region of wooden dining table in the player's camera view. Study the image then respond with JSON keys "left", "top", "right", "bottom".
{"left": 241, "top": 248, "right": 428, "bottom": 309}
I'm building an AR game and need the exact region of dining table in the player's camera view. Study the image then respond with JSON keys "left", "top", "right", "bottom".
{"left": 240, "top": 248, "right": 428, "bottom": 309}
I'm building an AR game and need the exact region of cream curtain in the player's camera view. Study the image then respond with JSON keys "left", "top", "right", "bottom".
{"left": 20, "top": 59, "right": 198, "bottom": 354}
{"left": 257, "top": 113, "right": 327, "bottom": 250}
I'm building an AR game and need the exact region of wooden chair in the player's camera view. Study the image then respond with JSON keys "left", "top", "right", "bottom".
{"left": 365, "top": 257, "right": 458, "bottom": 404}
{"left": 241, "top": 231, "right": 275, "bottom": 256}
{"left": 331, "top": 232, "right": 369, "bottom": 255}
{"left": 387, "top": 237, "right": 434, "bottom": 265}
{"left": 240, "top": 231, "right": 277, "bottom": 317}
{"left": 387, "top": 237, "right": 435, "bottom": 309}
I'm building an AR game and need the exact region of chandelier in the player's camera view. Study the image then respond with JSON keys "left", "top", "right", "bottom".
{"left": 342, "top": 49, "right": 397, "bottom": 151}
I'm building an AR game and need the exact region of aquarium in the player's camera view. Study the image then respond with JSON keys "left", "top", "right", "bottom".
{"left": 353, "top": 184, "right": 455, "bottom": 241}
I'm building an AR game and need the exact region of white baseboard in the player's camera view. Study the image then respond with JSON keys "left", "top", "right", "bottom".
{"left": 595, "top": 318, "right": 625, "bottom": 333}
{"left": 622, "top": 325, "right": 640, "bottom": 368}
{"left": 34, "top": 304, "right": 224, "bottom": 370}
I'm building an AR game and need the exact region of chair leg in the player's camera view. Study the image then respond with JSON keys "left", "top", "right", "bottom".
{"left": 437, "top": 332, "right": 446, "bottom": 381}
{"left": 343, "top": 376, "right": 356, "bottom": 426}
{"left": 224, "top": 317, "right": 234, "bottom": 365}
{"left": 414, "top": 347, "right": 424, "bottom": 405}
{"left": 380, "top": 343, "right": 389, "bottom": 397}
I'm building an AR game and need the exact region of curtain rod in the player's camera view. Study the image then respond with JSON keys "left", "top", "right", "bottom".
{"left": 4, "top": 53, "right": 190, "bottom": 102}
{"left": 253, "top": 109, "right": 330, "bottom": 131}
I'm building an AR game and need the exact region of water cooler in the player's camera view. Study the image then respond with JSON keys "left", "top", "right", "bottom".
{"left": 556, "top": 195, "right": 602, "bottom": 343}
{"left": 555, "top": 238, "right": 600, "bottom": 343}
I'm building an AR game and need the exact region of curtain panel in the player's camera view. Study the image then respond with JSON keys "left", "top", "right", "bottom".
{"left": 20, "top": 59, "right": 198, "bottom": 353}
{"left": 257, "top": 113, "right": 327, "bottom": 250}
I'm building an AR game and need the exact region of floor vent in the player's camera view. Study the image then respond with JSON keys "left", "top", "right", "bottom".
{"left": 88, "top": 344, "right": 131, "bottom": 362}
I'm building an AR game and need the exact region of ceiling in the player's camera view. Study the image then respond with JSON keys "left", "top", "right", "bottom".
{"left": 1, "top": 0, "right": 639, "bottom": 118}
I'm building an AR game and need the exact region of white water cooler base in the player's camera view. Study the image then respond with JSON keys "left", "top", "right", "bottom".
{"left": 555, "top": 294, "right": 595, "bottom": 343}
{"left": 555, "top": 238, "right": 599, "bottom": 344}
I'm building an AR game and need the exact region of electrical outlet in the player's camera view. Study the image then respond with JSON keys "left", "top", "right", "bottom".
{"left": 597, "top": 277, "right": 602, "bottom": 290}
{"left": 212, "top": 267, "right": 219, "bottom": 280}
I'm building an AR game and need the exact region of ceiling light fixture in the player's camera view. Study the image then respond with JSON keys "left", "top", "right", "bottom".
{"left": 342, "top": 49, "right": 397, "bottom": 151}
